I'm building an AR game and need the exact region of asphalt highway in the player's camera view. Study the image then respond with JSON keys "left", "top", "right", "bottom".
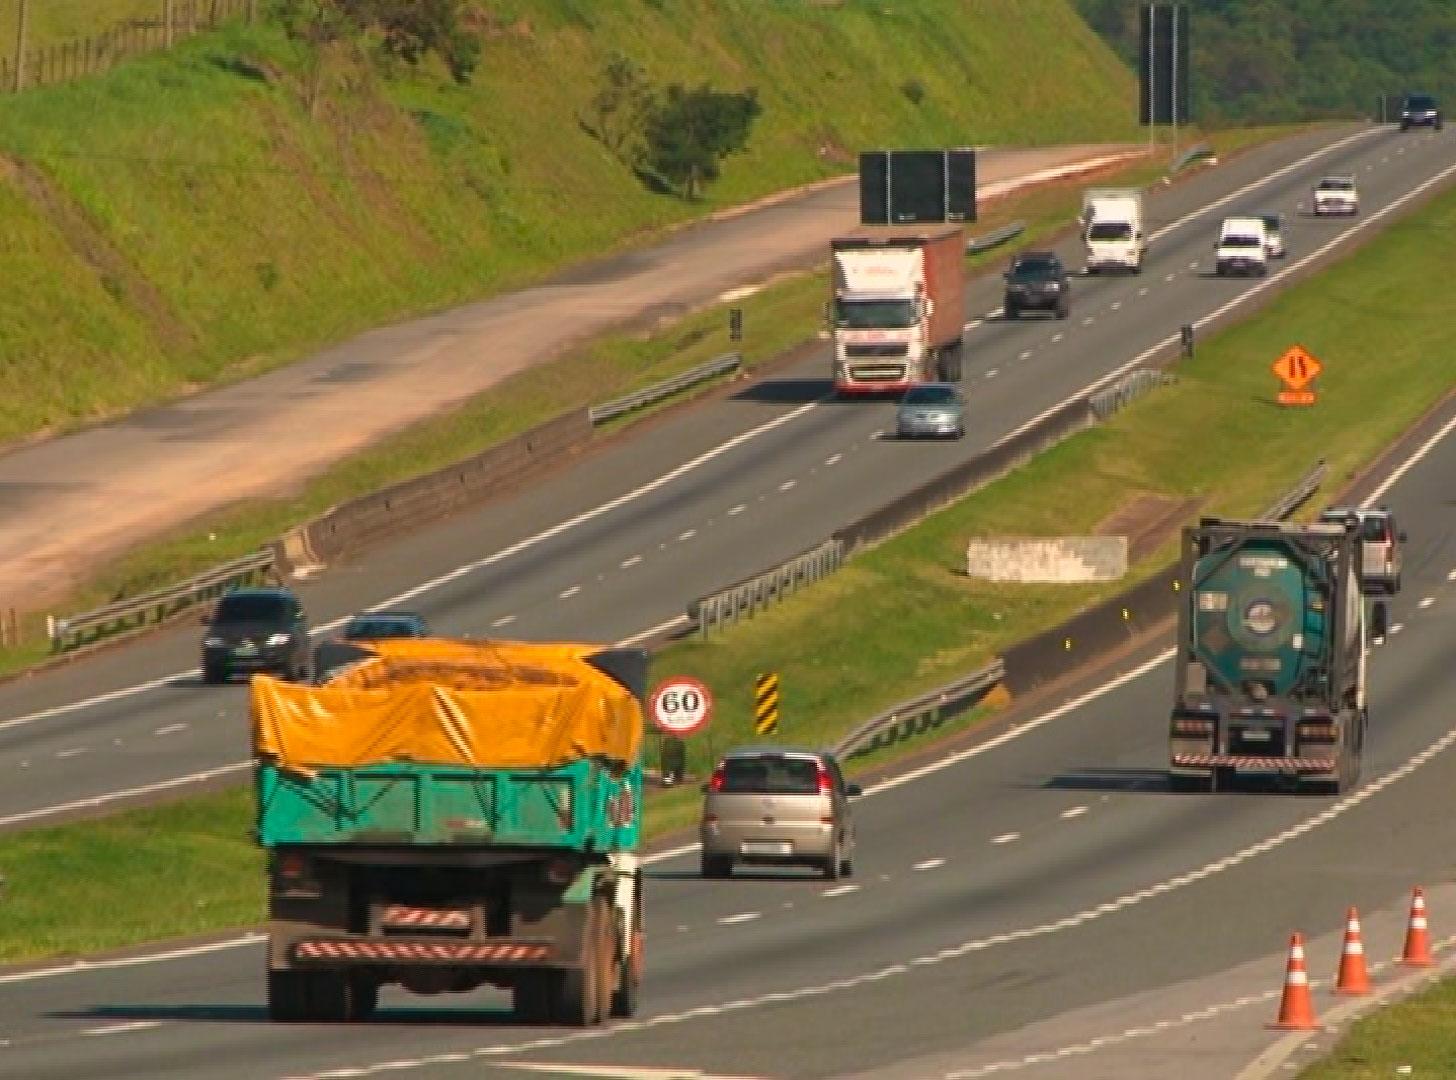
{"left": 1, "top": 124, "right": 1453, "bottom": 831}
{"left": 2, "top": 392, "right": 1455, "bottom": 1079}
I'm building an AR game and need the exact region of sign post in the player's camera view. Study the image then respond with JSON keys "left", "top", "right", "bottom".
{"left": 1272, "top": 344, "right": 1323, "bottom": 406}
{"left": 649, "top": 676, "right": 714, "bottom": 785}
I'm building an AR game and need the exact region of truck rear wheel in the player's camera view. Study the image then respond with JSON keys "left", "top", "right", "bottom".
{"left": 592, "top": 899, "right": 617, "bottom": 1025}
{"left": 610, "top": 930, "right": 642, "bottom": 1019}
{"left": 553, "top": 903, "right": 602, "bottom": 1027}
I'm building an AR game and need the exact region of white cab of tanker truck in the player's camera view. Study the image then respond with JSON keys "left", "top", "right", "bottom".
{"left": 829, "top": 226, "right": 966, "bottom": 396}
{"left": 1081, "top": 188, "right": 1146, "bottom": 274}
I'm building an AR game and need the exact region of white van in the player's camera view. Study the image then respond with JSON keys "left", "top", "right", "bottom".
{"left": 1215, "top": 217, "right": 1268, "bottom": 277}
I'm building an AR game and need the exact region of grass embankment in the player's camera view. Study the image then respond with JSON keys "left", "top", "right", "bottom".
{"left": 1299, "top": 978, "right": 1456, "bottom": 1077}
{"left": 0, "top": 0, "right": 1132, "bottom": 444}
{"left": 3, "top": 133, "right": 1454, "bottom": 965}
{"left": 0, "top": 122, "right": 1298, "bottom": 677}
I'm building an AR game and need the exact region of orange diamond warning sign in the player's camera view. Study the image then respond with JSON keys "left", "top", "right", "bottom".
{"left": 1272, "top": 345, "right": 1323, "bottom": 391}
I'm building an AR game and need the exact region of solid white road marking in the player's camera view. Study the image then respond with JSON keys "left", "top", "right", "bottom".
{"left": 1059, "top": 806, "right": 1089, "bottom": 820}
{"left": 913, "top": 858, "right": 945, "bottom": 871}
{"left": 152, "top": 723, "right": 187, "bottom": 737}
{"left": 717, "top": 912, "right": 760, "bottom": 926}
{"left": 991, "top": 832, "right": 1021, "bottom": 845}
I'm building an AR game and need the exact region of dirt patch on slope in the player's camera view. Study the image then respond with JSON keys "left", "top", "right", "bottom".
{"left": 1094, "top": 492, "right": 1203, "bottom": 562}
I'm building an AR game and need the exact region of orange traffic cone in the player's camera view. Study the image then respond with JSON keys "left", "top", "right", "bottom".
{"left": 1335, "top": 907, "right": 1372, "bottom": 995}
{"left": 1269, "top": 931, "right": 1320, "bottom": 1030}
{"left": 1400, "top": 886, "right": 1434, "bottom": 967}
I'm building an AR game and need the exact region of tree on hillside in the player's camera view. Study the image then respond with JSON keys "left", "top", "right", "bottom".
{"left": 641, "top": 83, "right": 761, "bottom": 200}
{"left": 582, "top": 54, "right": 656, "bottom": 167}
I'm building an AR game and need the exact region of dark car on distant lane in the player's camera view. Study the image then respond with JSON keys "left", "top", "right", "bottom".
{"left": 201, "top": 586, "right": 311, "bottom": 684}
{"left": 340, "top": 611, "right": 430, "bottom": 641}
{"left": 1003, "top": 250, "right": 1070, "bottom": 320}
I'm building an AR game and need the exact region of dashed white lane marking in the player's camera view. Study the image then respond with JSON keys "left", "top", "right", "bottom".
{"left": 1059, "top": 806, "right": 1089, "bottom": 820}
{"left": 620, "top": 555, "right": 642, "bottom": 569}
{"left": 1383, "top": 156, "right": 1390, "bottom": 163}
{"left": 1391, "top": 622, "right": 1406, "bottom": 635}
{"left": 822, "top": 884, "right": 860, "bottom": 898}
{"left": 678, "top": 529, "right": 697, "bottom": 541}
{"left": 1446, "top": 568, "right": 1456, "bottom": 580}
{"left": 1111, "top": 301, "right": 1122, "bottom": 311}
{"left": 985, "top": 369, "right": 999, "bottom": 379}
{"left": 1051, "top": 333, "right": 1064, "bottom": 343}
{"left": 727, "top": 503, "right": 747, "bottom": 515}
{"left": 778, "top": 480, "right": 796, "bottom": 492}
{"left": 1165, "top": 273, "right": 1175, "bottom": 282}
{"left": 717, "top": 912, "right": 760, "bottom": 926}
{"left": 984, "top": 308, "right": 1002, "bottom": 318}
{"left": 83, "top": 1021, "right": 164, "bottom": 1037}
{"left": 991, "top": 832, "right": 1020, "bottom": 845}
{"left": 824, "top": 453, "right": 842, "bottom": 467}
{"left": 56, "top": 748, "right": 87, "bottom": 759}
{"left": 1019, "top": 350, "right": 1032, "bottom": 361}
{"left": 914, "top": 858, "right": 945, "bottom": 871}
{"left": 558, "top": 585, "right": 581, "bottom": 600}
{"left": 964, "top": 319, "right": 983, "bottom": 331}
{"left": 491, "top": 615, "right": 516, "bottom": 628}
{"left": 1187, "top": 261, "right": 1199, "bottom": 270}
{"left": 152, "top": 723, "right": 187, "bottom": 737}
{"left": 1081, "top": 317, "right": 1094, "bottom": 326}
{"left": 1419, "top": 596, "right": 1436, "bottom": 608}
{"left": 1137, "top": 287, "right": 1149, "bottom": 296}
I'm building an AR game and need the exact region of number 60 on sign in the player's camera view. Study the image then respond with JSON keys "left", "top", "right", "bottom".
{"left": 649, "top": 676, "right": 714, "bottom": 737}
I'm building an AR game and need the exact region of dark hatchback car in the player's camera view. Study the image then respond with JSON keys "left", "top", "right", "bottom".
{"left": 201, "top": 587, "right": 311, "bottom": 684}
{"left": 1003, "top": 251, "right": 1070, "bottom": 319}
{"left": 340, "top": 611, "right": 430, "bottom": 641}
{"left": 1400, "top": 93, "right": 1442, "bottom": 132}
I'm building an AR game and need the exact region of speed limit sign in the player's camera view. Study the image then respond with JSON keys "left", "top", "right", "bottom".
{"left": 649, "top": 676, "right": 713, "bottom": 737}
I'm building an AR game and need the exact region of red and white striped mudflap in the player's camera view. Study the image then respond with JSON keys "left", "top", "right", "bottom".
{"left": 1171, "top": 754, "right": 1333, "bottom": 773}
{"left": 379, "top": 905, "right": 472, "bottom": 931}
{"left": 294, "top": 939, "right": 551, "bottom": 964}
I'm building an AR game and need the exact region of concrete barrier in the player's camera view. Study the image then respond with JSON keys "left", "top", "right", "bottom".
{"left": 966, "top": 536, "right": 1128, "bottom": 583}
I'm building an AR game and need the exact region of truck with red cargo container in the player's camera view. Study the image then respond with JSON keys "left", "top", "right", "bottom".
{"left": 829, "top": 226, "right": 966, "bottom": 395}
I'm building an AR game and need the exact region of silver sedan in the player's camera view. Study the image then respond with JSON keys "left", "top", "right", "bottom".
{"left": 896, "top": 382, "right": 965, "bottom": 439}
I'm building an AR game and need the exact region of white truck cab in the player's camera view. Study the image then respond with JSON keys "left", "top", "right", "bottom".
{"left": 1215, "top": 216, "right": 1268, "bottom": 277}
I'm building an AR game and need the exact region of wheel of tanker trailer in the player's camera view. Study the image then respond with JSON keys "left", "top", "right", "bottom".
{"left": 347, "top": 975, "right": 378, "bottom": 1021}
{"left": 268, "top": 970, "right": 310, "bottom": 1022}
{"left": 1167, "top": 770, "right": 1213, "bottom": 794}
{"left": 610, "top": 927, "right": 642, "bottom": 1019}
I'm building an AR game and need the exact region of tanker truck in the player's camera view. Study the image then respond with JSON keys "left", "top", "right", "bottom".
{"left": 1168, "top": 516, "right": 1369, "bottom": 794}
{"left": 254, "top": 638, "right": 646, "bottom": 1025}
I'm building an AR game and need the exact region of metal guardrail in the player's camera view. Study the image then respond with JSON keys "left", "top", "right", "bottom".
{"left": 1260, "top": 458, "right": 1327, "bottom": 520}
{"left": 832, "top": 659, "right": 1006, "bottom": 760}
{"left": 49, "top": 549, "right": 276, "bottom": 652}
{"left": 1168, "top": 142, "right": 1214, "bottom": 176}
{"left": 1088, "top": 368, "right": 1177, "bottom": 421}
{"left": 589, "top": 352, "right": 742, "bottom": 425}
{"left": 967, "top": 221, "right": 1026, "bottom": 255}
{"left": 689, "top": 538, "right": 842, "bottom": 637}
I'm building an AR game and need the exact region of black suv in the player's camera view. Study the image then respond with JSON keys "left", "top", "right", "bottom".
{"left": 201, "top": 586, "right": 312, "bottom": 684}
{"left": 1400, "top": 93, "right": 1442, "bottom": 132}
{"left": 1003, "top": 251, "right": 1070, "bottom": 320}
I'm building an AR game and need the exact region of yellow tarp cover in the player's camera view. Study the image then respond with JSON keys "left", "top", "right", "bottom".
{"left": 251, "top": 639, "right": 642, "bottom": 770}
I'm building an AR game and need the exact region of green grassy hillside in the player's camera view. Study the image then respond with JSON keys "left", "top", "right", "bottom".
{"left": 0, "top": 0, "right": 1137, "bottom": 443}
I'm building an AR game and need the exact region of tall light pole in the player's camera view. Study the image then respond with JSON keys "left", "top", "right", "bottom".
{"left": 13, "top": 0, "right": 29, "bottom": 92}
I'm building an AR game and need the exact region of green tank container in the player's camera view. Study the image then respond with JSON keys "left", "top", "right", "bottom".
{"left": 1190, "top": 533, "right": 1334, "bottom": 699}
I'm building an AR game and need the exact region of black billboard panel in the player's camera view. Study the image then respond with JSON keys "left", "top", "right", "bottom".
{"left": 858, "top": 148, "right": 976, "bottom": 225}
{"left": 1139, "top": 3, "right": 1190, "bottom": 126}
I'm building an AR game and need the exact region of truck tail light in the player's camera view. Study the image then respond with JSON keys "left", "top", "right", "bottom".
{"left": 1172, "top": 716, "right": 1214, "bottom": 737}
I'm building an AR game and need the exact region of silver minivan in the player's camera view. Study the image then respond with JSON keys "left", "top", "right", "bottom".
{"left": 699, "top": 746, "right": 860, "bottom": 880}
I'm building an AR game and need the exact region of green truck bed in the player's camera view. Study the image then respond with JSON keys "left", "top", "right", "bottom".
{"left": 256, "top": 758, "right": 641, "bottom": 851}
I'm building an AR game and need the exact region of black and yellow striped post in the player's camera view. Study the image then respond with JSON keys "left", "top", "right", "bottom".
{"left": 754, "top": 672, "right": 780, "bottom": 738}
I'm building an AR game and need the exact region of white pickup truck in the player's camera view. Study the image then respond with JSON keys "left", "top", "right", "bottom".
{"left": 1214, "top": 217, "right": 1268, "bottom": 277}
{"left": 1313, "top": 176, "right": 1359, "bottom": 216}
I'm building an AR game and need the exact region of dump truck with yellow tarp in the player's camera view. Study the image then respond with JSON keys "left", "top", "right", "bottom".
{"left": 253, "top": 638, "right": 647, "bottom": 1026}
